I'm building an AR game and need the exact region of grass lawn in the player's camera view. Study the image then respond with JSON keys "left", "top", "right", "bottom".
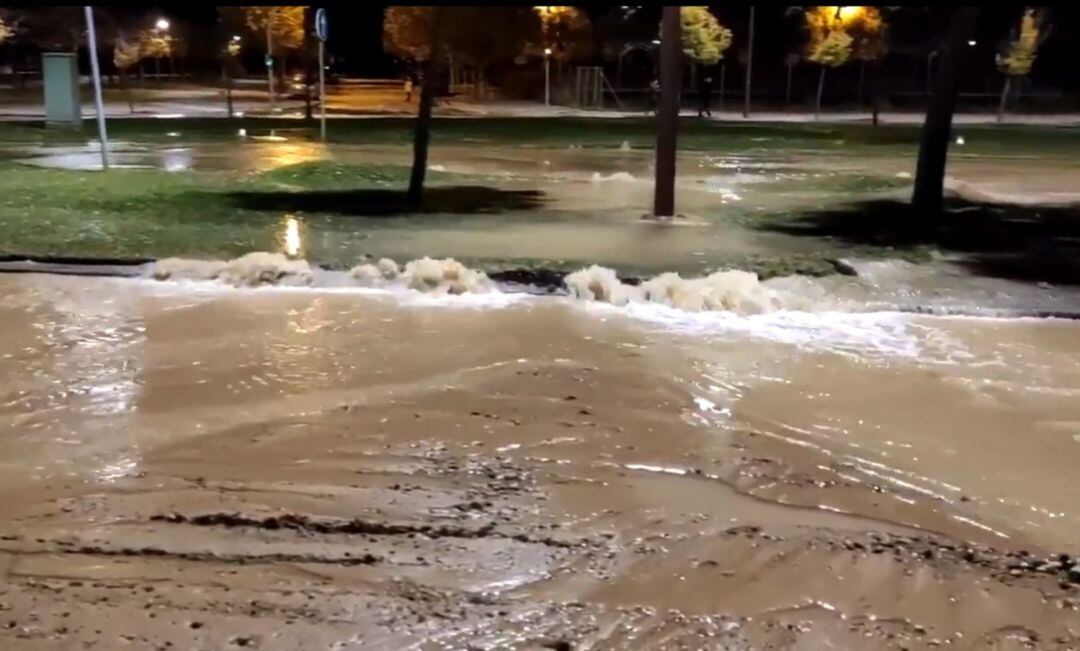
{"left": 0, "top": 117, "right": 1076, "bottom": 277}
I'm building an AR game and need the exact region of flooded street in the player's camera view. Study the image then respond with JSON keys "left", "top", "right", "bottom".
{"left": 2, "top": 270, "right": 1080, "bottom": 649}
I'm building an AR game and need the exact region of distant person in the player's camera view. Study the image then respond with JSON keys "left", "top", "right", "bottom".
{"left": 404, "top": 76, "right": 414, "bottom": 103}
{"left": 698, "top": 75, "right": 713, "bottom": 118}
{"left": 647, "top": 78, "right": 660, "bottom": 115}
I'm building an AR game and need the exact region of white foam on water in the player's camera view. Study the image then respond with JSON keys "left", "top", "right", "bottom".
{"left": 589, "top": 171, "right": 638, "bottom": 183}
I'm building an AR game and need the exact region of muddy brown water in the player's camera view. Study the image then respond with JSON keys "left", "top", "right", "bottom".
{"left": 2, "top": 271, "right": 1080, "bottom": 649}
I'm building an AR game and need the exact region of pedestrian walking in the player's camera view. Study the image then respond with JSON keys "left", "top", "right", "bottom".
{"left": 698, "top": 75, "right": 714, "bottom": 118}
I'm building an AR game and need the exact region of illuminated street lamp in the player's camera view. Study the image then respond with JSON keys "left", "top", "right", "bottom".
{"left": 544, "top": 47, "right": 551, "bottom": 106}
{"left": 155, "top": 18, "right": 170, "bottom": 32}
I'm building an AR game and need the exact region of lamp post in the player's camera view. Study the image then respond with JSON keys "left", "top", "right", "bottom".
{"left": 544, "top": 47, "right": 551, "bottom": 106}
{"left": 154, "top": 18, "right": 171, "bottom": 82}
{"left": 85, "top": 6, "right": 109, "bottom": 170}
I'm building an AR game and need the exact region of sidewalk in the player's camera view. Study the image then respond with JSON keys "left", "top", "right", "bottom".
{"left": 2, "top": 83, "right": 1079, "bottom": 126}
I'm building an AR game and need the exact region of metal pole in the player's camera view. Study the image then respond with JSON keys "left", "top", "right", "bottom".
{"left": 318, "top": 40, "right": 326, "bottom": 141}
{"left": 84, "top": 6, "right": 109, "bottom": 171}
{"left": 544, "top": 53, "right": 550, "bottom": 106}
{"left": 266, "top": 19, "right": 275, "bottom": 111}
{"left": 743, "top": 6, "right": 754, "bottom": 118}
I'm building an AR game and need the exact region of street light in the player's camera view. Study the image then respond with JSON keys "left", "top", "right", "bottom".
{"left": 155, "top": 18, "right": 170, "bottom": 31}
{"left": 544, "top": 47, "right": 551, "bottom": 106}
{"left": 232, "top": 35, "right": 242, "bottom": 42}
{"left": 968, "top": 40, "right": 977, "bottom": 46}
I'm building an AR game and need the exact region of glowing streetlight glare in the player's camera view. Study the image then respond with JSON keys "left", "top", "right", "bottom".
{"left": 232, "top": 35, "right": 242, "bottom": 42}
{"left": 155, "top": 18, "right": 170, "bottom": 31}
{"left": 652, "top": 39, "right": 661, "bottom": 45}
{"left": 544, "top": 47, "right": 552, "bottom": 56}
{"left": 283, "top": 217, "right": 302, "bottom": 257}
{"left": 968, "top": 40, "right": 977, "bottom": 46}
{"left": 821, "top": 6, "right": 864, "bottom": 25}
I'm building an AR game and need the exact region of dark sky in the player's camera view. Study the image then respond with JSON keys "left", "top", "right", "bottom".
{"left": 135, "top": 5, "right": 1080, "bottom": 92}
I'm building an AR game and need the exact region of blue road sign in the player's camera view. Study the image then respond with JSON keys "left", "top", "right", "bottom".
{"left": 315, "top": 8, "right": 328, "bottom": 42}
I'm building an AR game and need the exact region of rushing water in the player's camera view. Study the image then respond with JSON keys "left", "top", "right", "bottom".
{"left": 4, "top": 126, "right": 1080, "bottom": 646}
{"left": 2, "top": 266, "right": 1080, "bottom": 647}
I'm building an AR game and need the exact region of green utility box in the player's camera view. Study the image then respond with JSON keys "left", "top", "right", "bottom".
{"left": 42, "top": 53, "right": 82, "bottom": 126}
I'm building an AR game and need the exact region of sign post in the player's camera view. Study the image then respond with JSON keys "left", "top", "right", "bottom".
{"left": 315, "top": 8, "right": 328, "bottom": 142}
{"left": 83, "top": 6, "right": 109, "bottom": 170}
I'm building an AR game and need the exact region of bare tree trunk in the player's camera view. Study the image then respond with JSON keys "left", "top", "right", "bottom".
{"left": 303, "top": 7, "right": 313, "bottom": 122}
{"left": 858, "top": 60, "right": 865, "bottom": 105}
{"left": 785, "top": 63, "right": 793, "bottom": 107}
{"left": 743, "top": 5, "right": 754, "bottom": 118}
{"left": 121, "top": 70, "right": 134, "bottom": 114}
{"left": 912, "top": 6, "right": 980, "bottom": 218}
{"left": 652, "top": 6, "right": 681, "bottom": 219}
{"left": 718, "top": 63, "right": 725, "bottom": 111}
{"left": 997, "top": 76, "right": 1011, "bottom": 123}
{"left": 871, "top": 62, "right": 881, "bottom": 126}
{"left": 224, "top": 64, "right": 234, "bottom": 118}
{"left": 9, "top": 41, "right": 19, "bottom": 90}
{"left": 815, "top": 66, "right": 826, "bottom": 120}
{"left": 408, "top": 7, "right": 444, "bottom": 211}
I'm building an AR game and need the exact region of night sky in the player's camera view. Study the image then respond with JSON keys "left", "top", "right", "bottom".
{"left": 63, "top": 5, "right": 1080, "bottom": 95}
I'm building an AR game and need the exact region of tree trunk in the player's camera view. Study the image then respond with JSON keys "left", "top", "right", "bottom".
{"left": 912, "top": 6, "right": 980, "bottom": 218}
{"left": 785, "top": 63, "right": 793, "bottom": 107}
{"left": 997, "top": 76, "right": 1011, "bottom": 123}
{"left": 871, "top": 62, "right": 881, "bottom": 126}
{"left": 652, "top": 6, "right": 681, "bottom": 219}
{"left": 815, "top": 66, "right": 826, "bottom": 120}
{"left": 407, "top": 7, "right": 445, "bottom": 211}
{"left": 9, "top": 41, "right": 19, "bottom": 90}
{"left": 858, "top": 60, "right": 866, "bottom": 105}
{"left": 303, "top": 7, "right": 314, "bottom": 122}
{"left": 121, "top": 70, "right": 134, "bottom": 114}
{"left": 225, "top": 64, "right": 234, "bottom": 119}
{"left": 718, "top": 63, "right": 725, "bottom": 111}
{"left": 743, "top": 5, "right": 754, "bottom": 118}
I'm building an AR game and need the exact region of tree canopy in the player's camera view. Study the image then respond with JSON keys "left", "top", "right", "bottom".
{"left": 997, "top": 8, "right": 1044, "bottom": 77}
{"left": 382, "top": 6, "right": 539, "bottom": 70}
{"left": 113, "top": 36, "right": 141, "bottom": 70}
{"left": 803, "top": 6, "right": 860, "bottom": 67}
{"left": 237, "top": 6, "right": 306, "bottom": 53}
{"left": 679, "top": 6, "right": 732, "bottom": 66}
{"left": 0, "top": 13, "right": 12, "bottom": 44}
{"left": 537, "top": 6, "right": 593, "bottom": 63}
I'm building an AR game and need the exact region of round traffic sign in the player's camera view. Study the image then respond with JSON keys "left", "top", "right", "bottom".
{"left": 315, "top": 8, "right": 328, "bottom": 42}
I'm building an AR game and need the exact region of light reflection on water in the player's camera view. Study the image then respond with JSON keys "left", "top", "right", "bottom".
{"left": 283, "top": 216, "right": 302, "bottom": 257}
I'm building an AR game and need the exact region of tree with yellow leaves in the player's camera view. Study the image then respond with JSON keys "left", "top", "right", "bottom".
{"left": 680, "top": 6, "right": 732, "bottom": 66}
{"left": 996, "top": 8, "right": 1046, "bottom": 122}
{"left": 803, "top": 6, "right": 860, "bottom": 120}
{"left": 137, "top": 27, "right": 173, "bottom": 84}
{"left": 235, "top": 6, "right": 307, "bottom": 110}
{"left": 383, "top": 7, "right": 435, "bottom": 63}
{"left": 113, "top": 35, "right": 142, "bottom": 113}
{"left": 846, "top": 6, "right": 885, "bottom": 111}
{"left": 0, "top": 14, "right": 12, "bottom": 44}
{"left": 537, "top": 6, "right": 593, "bottom": 64}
